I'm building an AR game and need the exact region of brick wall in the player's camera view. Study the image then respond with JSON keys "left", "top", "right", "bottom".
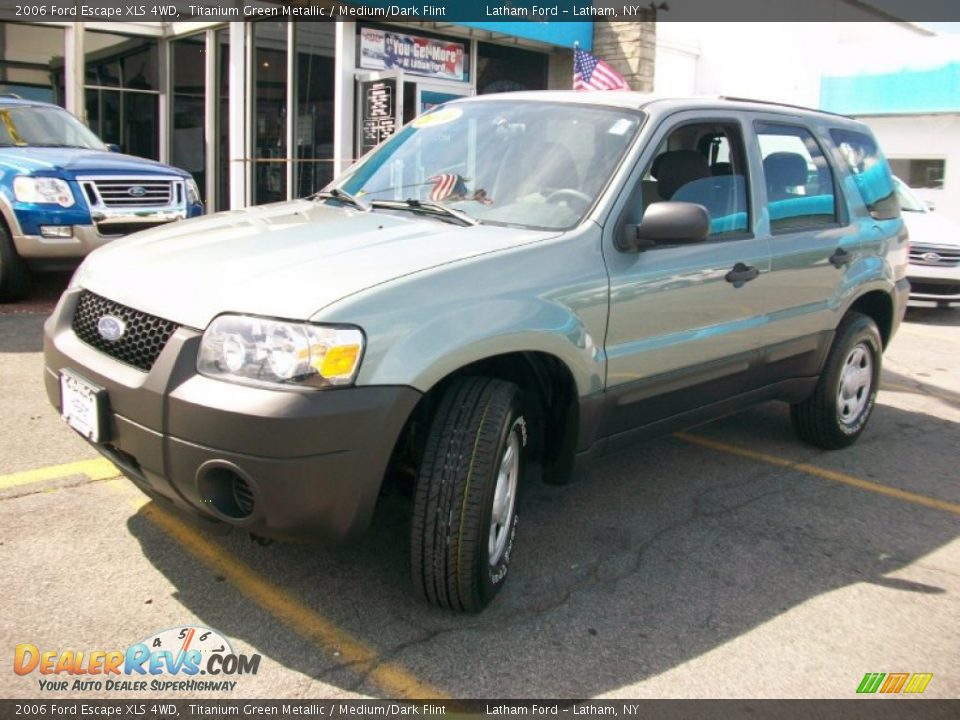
{"left": 591, "top": 17, "right": 657, "bottom": 92}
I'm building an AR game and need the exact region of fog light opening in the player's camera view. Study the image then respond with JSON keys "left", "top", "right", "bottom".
{"left": 198, "top": 466, "right": 256, "bottom": 520}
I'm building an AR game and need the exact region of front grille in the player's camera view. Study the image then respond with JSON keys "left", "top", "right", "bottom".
{"left": 909, "top": 244, "right": 960, "bottom": 267}
{"left": 909, "top": 281, "right": 960, "bottom": 297}
{"left": 72, "top": 291, "right": 180, "bottom": 372}
{"left": 87, "top": 179, "right": 175, "bottom": 208}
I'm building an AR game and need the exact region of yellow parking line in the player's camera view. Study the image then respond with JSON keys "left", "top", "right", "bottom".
{"left": 675, "top": 432, "right": 960, "bottom": 517}
{"left": 109, "top": 481, "right": 446, "bottom": 700}
{"left": 0, "top": 457, "right": 120, "bottom": 490}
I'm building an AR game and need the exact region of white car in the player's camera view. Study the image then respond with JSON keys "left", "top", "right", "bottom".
{"left": 895, "top": 177, "right": 960, "bottom": 307}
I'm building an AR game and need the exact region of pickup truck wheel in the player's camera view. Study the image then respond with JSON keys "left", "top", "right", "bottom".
{"left": 0, "top": 223, "right": 31, "bottom": 302}
{"left": 411, "top": 376, "right": 526, "bottom": 612}
{"left": 791, "top": 312, "right": 881, "bottom": 449}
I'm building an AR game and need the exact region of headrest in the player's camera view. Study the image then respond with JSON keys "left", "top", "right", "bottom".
{"left": 763, "top": 152, "right": 808, "bottom": 190}
{"left": 653, "top": 150, "right": 711, "bottom": 200}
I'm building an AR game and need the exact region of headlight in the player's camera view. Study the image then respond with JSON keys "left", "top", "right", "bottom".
{"left": 198, "top": 315, "right": 364, "bottom": 389}
{"left": 185, "top": 177, "right": 201, "bottom": 205}
{"left": 13, "top": 176, "right": 75, "bottom": 207}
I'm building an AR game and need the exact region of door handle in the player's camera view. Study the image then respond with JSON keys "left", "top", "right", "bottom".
{"left": 829, "top": 247, "right": 853, "bottom": 268}
{"left": 725, "top": 262, "right": 760, "bottom": 287}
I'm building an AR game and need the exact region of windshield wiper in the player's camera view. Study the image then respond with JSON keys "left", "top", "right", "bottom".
{"left": 312, "top": 187, "right": 371, "bottom": 212}
{"left": 33, "top": 143, "right": 91, "bottom": 148}
{"left": 371, "top": 199, "right": 478, "bottom": 227}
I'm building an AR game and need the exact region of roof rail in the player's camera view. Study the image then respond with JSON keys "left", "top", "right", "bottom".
{"left": 719, "top": 95, "right": 849, "bottom": 118}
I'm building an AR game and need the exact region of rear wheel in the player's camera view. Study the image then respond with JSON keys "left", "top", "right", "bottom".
{"left": 411, "top": 376, "right": 526, "bottom": 612}
{"left": 791, "top": 312, "right": 882, "bottom": 449}
{"left": 0, "top": 222, "right": 31, "bottom": 302}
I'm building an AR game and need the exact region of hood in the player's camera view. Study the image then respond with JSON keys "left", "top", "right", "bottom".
{"left": 0, "top": 147, "right": 189, "bottom": 177}
{"left": 901, "top": 210, "right": 960, "bottom": 249}
{"left": 78, "top": 199, "right": 554, "bottom": 329}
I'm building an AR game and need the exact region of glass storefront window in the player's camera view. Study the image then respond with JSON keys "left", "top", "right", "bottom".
{"left": 84, "top": 32, "right": 159, "bottom": 159}
{"left": 171, "top": 35, "right": 206, "bottom": 200}
{"left": 252, "top": 21, "right": 288, "bottom": 205}
{"left": 477, "top": 42, "right": 547, "bottom": 95}
{"left": 294, "top": 23, "right": 335, "bottom": 198}
{"left": 0, "top": 22, "right": 65, "bottom": 104}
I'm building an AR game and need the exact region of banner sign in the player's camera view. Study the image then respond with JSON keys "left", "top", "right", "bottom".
{"left": 359, "top": 27, "right": 466, "bottom": 82}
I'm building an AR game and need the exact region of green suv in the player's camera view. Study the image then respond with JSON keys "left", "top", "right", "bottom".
{"left": 44, "top": 94, "right": 909, "bottom": 612}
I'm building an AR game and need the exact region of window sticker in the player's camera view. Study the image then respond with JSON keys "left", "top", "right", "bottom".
{"left": 412, "top": 107, "right": 463, "bottom": 129}
{"left": 608, "top": 118, "right": 635, "bottom": 136}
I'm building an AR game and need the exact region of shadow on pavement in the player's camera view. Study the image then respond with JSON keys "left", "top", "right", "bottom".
{"left": 904, "top": 305, "right": 960, "bottom": 327}
{"left": 125, "top": 399, "right": 959, "bottom": 698}
{"left": 0, "top": 314, "right": 46, "bottom": 353}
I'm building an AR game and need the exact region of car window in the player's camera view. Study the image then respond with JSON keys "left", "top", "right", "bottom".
{"left": 338, "top": 101, "right": 643, "bottom": 231}
{"left": 0, "top": 105, "right": 106, "bottom": 150}
{"left": 830, "top": 128, "right": 899, "bottom": 220}
{"left": 637, "top": 121, "right": 750, "bottom": 238}
{"left": 756, "top": 122, "right": 837, "bottom": 233}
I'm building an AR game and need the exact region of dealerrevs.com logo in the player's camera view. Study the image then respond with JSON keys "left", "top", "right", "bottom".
{"left": 14, "top": 626, "right": 261, "bottom": 693}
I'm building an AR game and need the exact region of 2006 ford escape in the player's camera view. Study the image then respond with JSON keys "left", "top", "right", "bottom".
{"left": 44, "top": 93, "right": 909, "bottom": 612}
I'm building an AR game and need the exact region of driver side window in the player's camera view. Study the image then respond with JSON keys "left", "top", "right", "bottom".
{"left": 633, "top": 121, "right": 751, "bottom": 238}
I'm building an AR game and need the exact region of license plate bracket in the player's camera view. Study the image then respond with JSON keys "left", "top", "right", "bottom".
{"left": 59, "top": 370, "right": 109, "bottom": 443}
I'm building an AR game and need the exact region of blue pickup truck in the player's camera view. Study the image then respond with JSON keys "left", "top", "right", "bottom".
{"left": 0, "top": 97, "right": 203, "bottom": 301}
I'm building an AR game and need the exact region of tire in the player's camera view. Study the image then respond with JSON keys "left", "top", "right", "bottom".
{"left": 411, "top": 376, "right": 527, "bottom": 612}
{"left": 0, "top": 222, "right": 31, "bottom": 302}
{"left": 791, "top": 312, "right": 882, "bottom": 450}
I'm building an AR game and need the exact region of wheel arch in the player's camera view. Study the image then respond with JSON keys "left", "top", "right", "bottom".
{"left": 846, "top": 289, "right": 894, "bottom": 348}
{"left": 394, "top": 350, "right": 583, "bottom": 487}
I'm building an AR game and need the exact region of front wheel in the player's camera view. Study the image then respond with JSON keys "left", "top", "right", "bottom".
{"left": 411, "top": 376, "right": 526, "bottom": 612}
{"left": 791, "top": 312, "right": 882, "bottom": 449}
{"left": 0, "top": 222, "right": 31, "bottom": 302}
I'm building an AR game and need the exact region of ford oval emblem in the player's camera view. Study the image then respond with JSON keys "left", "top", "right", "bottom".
{"left": 97, "top": 315, "right": 126, "bottom": 342}
{"left": 921, "top": 252, "right": 942, "bottom": 264}
{"left": 128, "top": 186, "right": 147, "bottom": 198}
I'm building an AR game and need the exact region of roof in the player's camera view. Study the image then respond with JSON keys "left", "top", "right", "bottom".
{"left": 455, "top": 91, "right": 864, "bottom": 125}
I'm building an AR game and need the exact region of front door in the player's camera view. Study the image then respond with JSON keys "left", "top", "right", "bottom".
{"left": 603, "top": 113, "right": 773, "bottom": 435}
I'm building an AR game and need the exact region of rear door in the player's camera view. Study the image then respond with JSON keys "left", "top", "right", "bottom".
{"left": 602, "top": 111, "right": 773, "bottom": 436}
{"left": 747, "top": 116, "right": 861, "bottom": 377}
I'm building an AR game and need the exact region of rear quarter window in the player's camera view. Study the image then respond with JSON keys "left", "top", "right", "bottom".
{"left": 830, "top": 128, "right": 899, "bottom": 221}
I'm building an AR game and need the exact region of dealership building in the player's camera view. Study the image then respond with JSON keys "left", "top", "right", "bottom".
{"left": 0, "top": 8, "right": 655, "bottom": 211}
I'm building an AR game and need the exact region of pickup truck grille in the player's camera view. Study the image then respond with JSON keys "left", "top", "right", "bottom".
{"left": 909, "top": 244, "right": 960, "bottom": 267}
{"left": 72, "top": 291, "right": 180, "bottom": 372}
{"left": 84, "top": 179, "right": 176, "bottom": 208}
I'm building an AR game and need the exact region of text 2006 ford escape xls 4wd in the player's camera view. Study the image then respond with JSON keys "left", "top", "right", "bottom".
{"left": 44, "top": 93, "right": 909, "bottom": 612}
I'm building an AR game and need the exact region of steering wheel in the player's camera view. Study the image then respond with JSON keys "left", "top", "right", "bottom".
{"left": 546, "top": 188, "right": 592, "bottom": 213}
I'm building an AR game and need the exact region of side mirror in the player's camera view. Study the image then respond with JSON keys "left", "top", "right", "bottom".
{"left": 618, "top": 201, "right": 711, "bottom": 253}
{"left": 106, "top": 143, "right": 121, "bottom": 153}
{"left": 924, "top": 200, "right": 936, "bottom": 212}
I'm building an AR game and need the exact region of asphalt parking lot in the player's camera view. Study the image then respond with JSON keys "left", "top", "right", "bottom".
{"left": 1, "top": 280, "right": 957, "bottom": 700}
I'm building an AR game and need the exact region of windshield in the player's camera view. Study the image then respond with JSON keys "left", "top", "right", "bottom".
{"left": 337, "top": 101, "right": 644, "bottom": 230}
{"left": 0, "top": 105, "right": 106, "bottom": 150}
{"left": 893, "top": 176, "right": 926, "bottom": 213}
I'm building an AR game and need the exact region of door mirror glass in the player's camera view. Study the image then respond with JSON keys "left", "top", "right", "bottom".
{"left": 106, "top": 143, "right": 121, "bottom": 153}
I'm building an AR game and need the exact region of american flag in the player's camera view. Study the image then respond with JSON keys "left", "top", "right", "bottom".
{"left": 573, "top": 46, "right": 630, "bottom": 92}
{"left": 428, "top": 173, "right": 469, "bottom": 202}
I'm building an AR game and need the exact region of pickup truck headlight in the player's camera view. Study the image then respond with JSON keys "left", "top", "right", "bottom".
{"left": 198, "top": 315, "right": 364, "bottom": 389}
{"left": 186, "top": 177, "right": 201, "bottom": 205}
{"left": 13, "top": 176, "right": 75, "bottom": 207}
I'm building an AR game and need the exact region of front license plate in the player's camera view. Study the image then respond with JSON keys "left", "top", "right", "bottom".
{"left": 60, "top": 370, "right": 107, "bottom": 442}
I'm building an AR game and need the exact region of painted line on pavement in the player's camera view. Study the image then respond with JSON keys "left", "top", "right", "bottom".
{"left": 109, "top": 481, "right": 446, "bottom": 700}
{"left": 0, "top": 457, "right": 120, "bottom": 491}
{"left": 675, "top": 432, "right": 960, "bottom": 517}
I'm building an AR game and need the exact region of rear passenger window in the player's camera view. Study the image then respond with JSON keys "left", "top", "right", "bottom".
{"left": 830, "top": 128, "right": 899, "bottom": 220}
{"left": 756, "top": 122, "right": 837, "bottom": 232}
{"left": 638, "top": 122, "right": 750, "bottom": 237}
